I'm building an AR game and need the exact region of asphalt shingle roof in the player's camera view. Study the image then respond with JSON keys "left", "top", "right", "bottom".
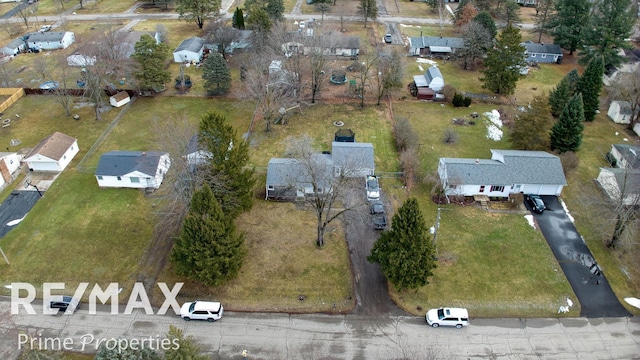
{"left": 441, "top": 150, "right": 567, "bottom": 186}
{"left": 522, "top": 41, "right": 562, "bottom": 55}
{"left": 331, "top": 142, "right": 374, "bottom": 172}
{"left": 174, "top": 37, "right": 205, "bottom": 53}
{"left": 409, "top": 36, "right": 464, "bottom": 49}
{"left": 612, "top": 144, "right": 640, "bottom": 169}
{"left": 95, "top": 151, "right": 167, "bottom": 177}
{"left": 25, "top": 132, "right": 76, "bottom": 161}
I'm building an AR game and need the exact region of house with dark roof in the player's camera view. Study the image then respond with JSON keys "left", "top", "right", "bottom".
{"left": 595, "top": 168, "right": 640, "bottom": 206}
{"left": 438, "top": 150, "right": 567, "bottom": 197}
{"left": 23, "top": 132, "right": 79, "bottom": 172}
{"left": 413, "top": 66, "right": 444, "bottom": 92}
{"left": 607, "top": 100, "right": 638, "bottom": 124}
{"left": 266, "top": 141, "right": 375, "bottom": 200}
{"left": 95, "top": 151, "right": 171, "bottom": 189}
{"left": 609, "top": 144, "right": 640, "bottom": 169}
{"left": 1, "top": 38, "right": 26, "bottom": 56}
{"left": 173, "top": 37, "right": 205, "bottom": 63}
{"left": 408, "top": 36, "right": 464, "bottom": 57}
{"left": 521, "top": 41, "right": 563, "bottom": 64}
{"left": 27, "top": 31, "right": 75, "bottom": 50}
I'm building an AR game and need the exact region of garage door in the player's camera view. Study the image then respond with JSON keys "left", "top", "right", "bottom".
{"left": 28, "top": 161, "right": 59, "bottom": 172}
{"left": 521, "top": 184, "right": 561, "bottom": 195}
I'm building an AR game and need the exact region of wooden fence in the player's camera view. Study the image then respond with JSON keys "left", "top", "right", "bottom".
{"left": 0, "top": 88, "right": 24, "bottom": 114}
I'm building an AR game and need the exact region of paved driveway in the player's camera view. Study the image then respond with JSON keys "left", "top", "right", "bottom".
{"left": 529, "top": 196, "right": 631, "bottom": 318}
{"left": 0, "top": 191, "right": 42, "bottom": 238}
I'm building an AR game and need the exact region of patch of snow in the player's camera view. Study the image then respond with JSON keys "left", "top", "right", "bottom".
{"left": 416, "top": 58, "right": 438, "bottom": 66}
{"left": 4, "top": 284, "right": 11, "bottom": 289}
{"left": 560, "top": 200, "right": 575, "bottom": 223}
{"left": 624, "top": 297, "right": 640, "bottom": 309}
{"left": 418, "top": 65, "right": 424, "bottom": 72}
{"left": 484, "top": 110, "right": 503, "bottom": 141}
{"left": 6, "top": 215, "right": 26, "bottom": 227}
{"left": 445, "top": 4, "right": 455, "bottom": 16}
{"left": 400, "top": 24, "right": 414, "bottom": 27}
{"left": 567, "top": 298, "right": 573, "bottom": 307}
{"left": 524, "top": 214, "right": 536, "bottom": 229}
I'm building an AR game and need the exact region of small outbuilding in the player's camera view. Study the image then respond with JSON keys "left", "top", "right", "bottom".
{"left": 607, "top": 100, "right": 637, "bottom": 124}
{"left": 334, "top": 128, "right": 355, "bottom": 142}
{"left": 109, "top": 91, "right": 131, "bottom": 108}
{"left": 23, "top": 132, "right": 79, "bottom": 172}
{"left": 67, "top": 53, "right": 96, "bottom": 67}
{"left": 413, "top": 66, "right": 444, "bottom": 93}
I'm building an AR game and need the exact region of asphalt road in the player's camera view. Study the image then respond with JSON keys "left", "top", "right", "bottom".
{"left": 529, "top": 196, "right": 632, "bottom": 318}
{"left": 1, "top": 300, "right": 639, "bottom": 359}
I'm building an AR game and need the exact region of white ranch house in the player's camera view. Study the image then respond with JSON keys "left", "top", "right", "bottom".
{"left": 95, "top": 151, "right": 171, "bottom": 189}
{"left": 23, "top": 132, "right": 79, "bottom": 172}
{"left": 438, "top": 150, "right": 567, "bottom": 197}
{"left": 27, "top": 31, "right": 75, "bottom": 50}
{"left": 173, "top": 37, "right": 205, "bottom": 63}
{"left": 0, "top": 152, "right": 21, "bottom": 187}
{"left": 607, "top": 101, "right": 638, "bottom": 124}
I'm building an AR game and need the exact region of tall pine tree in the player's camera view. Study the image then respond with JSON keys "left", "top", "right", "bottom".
{"left": 233, "top": 7, "right": 245, "bottom": 29}
{"left": 548, "top": 77, "right": 571, "bottom": 117}
{"left": 549, "top": 0, "right": 590, "bottom": 55}
{"left": 512, "top": 94, "right": 553, "bottom": 150}
{"left": 368, "top": 198, "right": 437, "bottom": 291}
{"left": 171, "top": 183, "right": 246, "bottom": 286}
{"left": 480, "top": 24, "right": 527, "bottom": 94}
{"left": 550, "top": 93, "right": 585, "bottom": 153}
{"left": 358, "top": 0, "right": 378, "bottom": 28}
{"left": 579, "top": 0, "right": 635, "bottom": 67}
{"left": 202, "top": 52, "right": 231, "bottom": 96}
{"left": 575, "top": 55, "right": 604, "bottom": 122}
{"left": 198, "top": 112, "right": 255, "bottom": 219}
{"left": 131, "top": 34, "right": 171, "bottom": 91}
{"left": 531, "top": 0, "right": 555, "bottom": 43}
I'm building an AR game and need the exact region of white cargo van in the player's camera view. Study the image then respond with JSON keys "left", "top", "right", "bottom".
{"left": 425, "top": 307, "right": 469, "bottom": 328}
{"left": 180, "top": 300, "right": 224, "bottom": 322}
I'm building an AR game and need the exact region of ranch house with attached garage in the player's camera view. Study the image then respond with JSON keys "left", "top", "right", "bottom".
{"left": 27, "top": 31, "right": 75, "bottom": 50}
{"left": 95, "top": 151, "right": 171, "bottom": 189}
{"left": 438, "top": 150, "right": 567, "bottom": 197}
{"left": 23, "top": 132, "right": 79, "bottom": 172}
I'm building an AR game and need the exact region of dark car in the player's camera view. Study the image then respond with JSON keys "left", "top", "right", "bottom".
{"left": 525, "top": 194, "right": 546, "bottom": 213}
{"left": 384, "top": 34, "right": 392, "bottom": 43}
{"left": 373, "top": 213, "right": 387, "bottom": 230}
{"left": 370, "top": 200, "right": 384, "bottom": 215}
{"left": 47, "top": 296, "right": 80, "bottom": 314}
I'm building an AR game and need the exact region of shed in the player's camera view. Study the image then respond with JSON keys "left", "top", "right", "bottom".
{"left": 109, "top": 91, "right": 131, "bottom": 108}
{"left": 173, "top": 37, "right": 205, "bottom": 63}
{"left": 67, "top": 54, "right": 96, "bottom": 67}
{"left": 417, "top": 87, "right": 435, "bottom": 100}
{"left": 607, "top": 100, "right": 637, "bottom": 124}
{"left": 27, "top": 31, "right": 75, "bottom": 50}
{"left": 334, "top": 128, "right": 355, "bottom": 142}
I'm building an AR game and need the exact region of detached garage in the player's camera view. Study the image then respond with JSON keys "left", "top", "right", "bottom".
{"left": 23, "top": 132, "right": 79, "bottom": 172}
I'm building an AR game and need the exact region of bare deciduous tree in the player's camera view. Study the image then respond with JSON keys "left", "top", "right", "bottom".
{"left": 607, "top": 64, "right": 640, "bottom": 132}
{"left": 205, "top": 16, "right": 241, "bottom": 59}
{"left": 52, "top": 53, "right": 74, "bottom": 116}
{"left": 33, "top": 57, "right": 50, "bottom": 80}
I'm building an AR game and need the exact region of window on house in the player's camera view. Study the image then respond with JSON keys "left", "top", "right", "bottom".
{"left": 479, "top": 185, "right": 485, "bottom": 193}
{"left": 268, "top": 185, "right": 274, "bottom": 190}
{"left": 531, "top": 54, "right": 536, "bottom": 57}
{"left": 97, "top": 175, "right": 103, "bottom": 180}
{"left": 117, "top": 176, "right": 122, "bottom": 181}
{"left": 63, "top": 155, "right": 66, "bottom": 160}
{"left": 541, "top": 54, "right": 546, "bottom": 58}
{"left": 130, "top": 177, "right": 140, "bottom": 183}
{"left": 490, "top": 185, "right": 505, "bottom": 192}
{"left": 9, "top": 160, "right": 13, "bottom": 164}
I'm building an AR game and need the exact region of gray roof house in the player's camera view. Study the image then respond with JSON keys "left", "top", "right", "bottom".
{"left": 173, "top": 37, "right": 205, "bottom": 63}
{"left": 408, "top": 36, "right": 464, "bottom": 56}
{"left": 303, "top": 34, "right": 360, "bottom": 57}
{"left": 266, "top": 142, "right": 375, "bottom": 200}
{"left": 609, "top": 144, "right": 640, "bottom": 169}
{"left": 595, "top": 168, "right": 640, "bottom": 206}
{"left": 1, "top": 38, "right": 26, "bottom": 56}
{"left": 522, "top": 41, "right": 563, "bottom": 64}
{"left": 95, "top": 151, "right": 171, "bottom": 189}
{"left": 607, "top": 100, "right": 638, "bottom": 124}
{"left": 438, "top": 149, "right": 567, "bottom": 197}
{"left": 27, "top": 31, "right": 75, "bottom": 50}
{"left": 413, "top": 66, "right": 444, "bottom": 92}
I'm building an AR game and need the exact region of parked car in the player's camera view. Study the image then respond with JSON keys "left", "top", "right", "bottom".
{"left": 39, "top": 25, "right": 52, "bottom": 33}
{"left": 180, "top": 300, "right": 224, "bottom": 322}
{"left": 425, "top": 307, "right": 469, "bottom": 328}
{"left": 47, "top": 296, "right": 80, "bottom": 314}
{"left": 369, "top": 200, "right": 384, "bottom": 214}
{"left": 372, "top": 213, "right": 387, "bottom": 230}
{"left": 365, "top": 175, "right": 380, "bottom": 200}
{"left": 525, "top": 194, "right": 546, "bottom": 213}
{"left": 384, "top": 34, "right": 392, "bottom": 43}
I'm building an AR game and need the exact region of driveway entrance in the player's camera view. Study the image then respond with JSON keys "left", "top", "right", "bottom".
{"left": 530, "top": 196, "right": 631, "bottom": 317}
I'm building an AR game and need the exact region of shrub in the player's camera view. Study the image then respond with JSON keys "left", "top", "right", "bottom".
{"left": 393, "top": 117, "right": 419, "bottom": 152}
{"left": 442, "top": 84, "right": 457, "bottom": 103}
{"left": 463, "top": 96, "right": 472, "bottom": 107}
{"left": 452, "top": 93, "right": 465, "bottom": 107}
{"left": 559, "top": 151, "right": 580, "bottom": 174}
{"left": 443, "top": 128, "right": 459, "bottom": 144}
{"left": 400, "top": 148, "right": 420, "bottom": 191}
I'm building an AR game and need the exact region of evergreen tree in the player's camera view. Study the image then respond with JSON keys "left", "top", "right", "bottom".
{"left": 176, "top": 0, "right": 221, "bottom": 29}
{"left": 531, "top": 0, "right": 555, "bottom": 43}
{"left": 480, "top": 24, "right": 527, "bottom": 94}
{"left": 473, "top": 11, "right": 497, "bottom": 39}
{"left": 164, "top": 325, "right": 209, "bottom": 360}
{"left": 548, "top": 77, "right": 571, "bottom": 117}
{"left": 131, "top": 34, "right": 171, "bottom": 91}
{"left": 549, "top": 0, "right": 590, "bottom": 55}
{"left": 198, "top": 112, "right": 255, "bottom": 218}
{"left": 171, "top": 183, "right": 246, "bottom": 286}
{"left": 265, "top": 0, "right": 285, "bottom": 21}
{"left": 202, "top": 52, "right": 231, "bottom": 96}
{"left": 459, "top": 20, "right": 492, "bottom": 70}
{"left": 233, "top": 7, "right": 245, "bottom": 29}
{"left": 358, "top": 0, "right": 378, "bottom": 28}
{"left": 245, "top": 5, "right": 272, "bottom": 33}
{"left": 564, "top": 68, "right": 580, "bottom": 94}
{"left": 94, "top": 341, "right": 160, "bottom": 360}
{"left": 550, "top": 93, "right": 585, "bottom": 153}
{"left": 575, "top": 55, "right": 604, "bottom": 122}
{"left": 579, "top": 0, "right": 635, "bottom": 67}
{"left": 368, "top": 198, "right": 437, "bottom": 291}
{"left": 502, "top": 0, "right": 521, "bottom": 25}
{"left": 511, "top": 94, "right": 553, "bottom": 150}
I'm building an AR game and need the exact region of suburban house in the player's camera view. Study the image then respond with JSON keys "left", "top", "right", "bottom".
{"left": 516, "top": 0, "right": 537, "bottom": 6}
{"left": 185, "top": 134, "right": 212, "bottom": 166}
{"left": 607, "top": 100, "right": 638, "bottom": 124}
{"left": 408, "top": 36, "right": 464, "bottom": 57}
{"left": 1, "top": 38, "right": 26, "bottom": 56}
{"left": 438, "top": 149, "right": 567, "bottom": 197}
{"left": 23, "top": 132, "right": 79, "bottom": 172}
{"left": 595, "top": 167, "right": 640, "bottom": 206}
{"left": 27, "top": 31, "right": 75, "bottom": 50}
{"left": 95, "top": 151, "right": 171, "bottom": 189}
{"left": 67, "top": 53, "right": 96, "bottom": 66}
{"left": 522, "top": 41, "right": 563, "bottom": 64}
{"left": 608, "top": 144, "right": 640, "bottom": 169}
{"left": 413, "top": 66, "right": 444, "bottom": 92}
{"left": 0, "top": 152, "right": 21, "bottom": 187}
{"left": 265, "top": 141, "right": 375, "bottom": 200}
{"left": 303, "top": 34, "right": 360, "bottom": 57}
{"left": 173, "top": 37, "right": 205, "bottom": 63}
{"left": 109, "top": 91, "right": 131, "bottom": 108}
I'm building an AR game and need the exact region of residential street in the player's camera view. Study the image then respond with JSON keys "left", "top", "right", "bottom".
{"left": 1, "top": 299, "right": 639, "bottom": 359}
